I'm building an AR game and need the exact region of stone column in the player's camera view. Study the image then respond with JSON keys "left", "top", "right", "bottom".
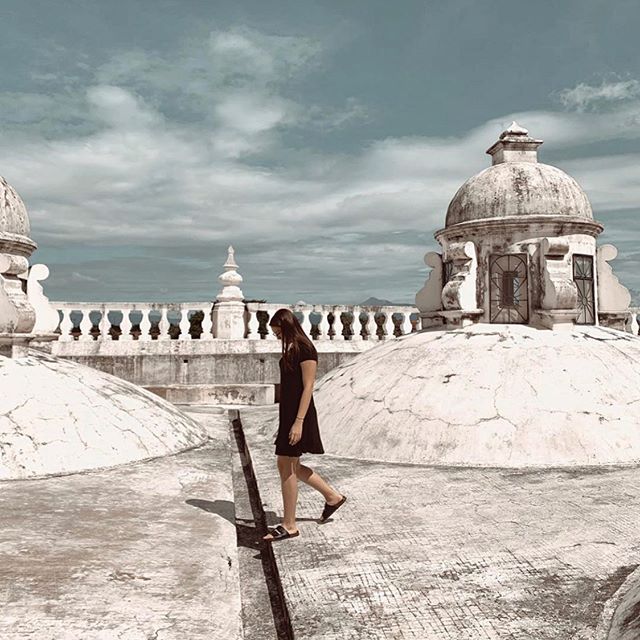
{"left": 211, "top": 246, "right": 246, "bottom": 339}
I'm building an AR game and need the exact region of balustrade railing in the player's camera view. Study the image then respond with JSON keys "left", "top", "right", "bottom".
{"left": 45, "top": 302, "right": 640, "bottom": 342}
{"left": 51, "top": 301, "right": 421, "bottom": 342}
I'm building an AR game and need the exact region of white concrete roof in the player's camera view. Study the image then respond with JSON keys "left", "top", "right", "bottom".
{"left": 0, "top": 350, "right": 208, "bottom": 479}
{"left": 314, "top": 323, "right": 640, "bottom": 467}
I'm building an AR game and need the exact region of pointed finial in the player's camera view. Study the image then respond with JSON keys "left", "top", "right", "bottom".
{"left": 224, "top": 245, "right": 238, "bottom": 269}
{"left": 216, "top": 244, "right": 244, "bottom": 302}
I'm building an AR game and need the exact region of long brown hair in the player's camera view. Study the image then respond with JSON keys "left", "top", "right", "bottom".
{"left": 269, "top": 308, "right": 315, "bottom": 371}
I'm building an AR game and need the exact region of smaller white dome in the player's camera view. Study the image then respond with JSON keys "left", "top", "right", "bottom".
{"left": 0, "top": 351, "right": 209, "bottom": 479}
{"left": 444, "top": 124, "right": 594, "bottom": 227}
{"left": 446, "top": 162, "right": 593, "bottom": 226}
{"left": 0, "top": 176, "right": 30, "bottom": 237}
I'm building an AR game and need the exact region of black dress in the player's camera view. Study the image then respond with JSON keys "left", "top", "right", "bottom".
{"left": 274, "top": 340, "right": 325, "bottom": 457}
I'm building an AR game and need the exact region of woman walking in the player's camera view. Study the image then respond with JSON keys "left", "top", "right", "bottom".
{"left": 263, "top": 308, "right": 347, "bottom": 542}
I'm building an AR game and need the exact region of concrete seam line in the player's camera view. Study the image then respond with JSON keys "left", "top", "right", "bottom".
{"left": 230, "top": 411, "right": 295, "bottom": 640}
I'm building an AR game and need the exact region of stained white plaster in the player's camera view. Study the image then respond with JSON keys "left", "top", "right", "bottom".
{"left": 597, "top": 244, "right": 632, "bottom": 313}
{"left": 26, "top": 264, "right": 60, "bottom": 333}
{"left": 314, "top": 323, "right": 640, "bottom": 467}
{"left": 0, "top": 350, "right": 208, "bottom": 480}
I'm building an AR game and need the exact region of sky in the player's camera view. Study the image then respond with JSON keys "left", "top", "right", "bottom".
{"left": 1, "top": 0, "right": 640, "bottom": 304}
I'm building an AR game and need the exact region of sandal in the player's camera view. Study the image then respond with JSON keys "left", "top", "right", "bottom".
{"left": 320, "top": 495, "right": 347, "bottom": 522}
{"left": 263, "top": 524, "right": 300, "bottom": 542}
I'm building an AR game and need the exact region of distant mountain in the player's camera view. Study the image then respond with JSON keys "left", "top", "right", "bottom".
{"left": 359, "top": 296, "right": 413, "bottom": 306}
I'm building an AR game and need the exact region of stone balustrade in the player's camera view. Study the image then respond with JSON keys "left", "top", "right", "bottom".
{"left": 52, "top": 302, "right": 214, "bottom": 342}
{"left": 50, "top": 301, "right": 640, "bottom": 342}
{"left": 51, "top": 301, "right": 420, "bottom": 342}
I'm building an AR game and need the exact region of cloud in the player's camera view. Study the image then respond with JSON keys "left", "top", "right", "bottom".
{"left": 557, "top": 79, "right": 640, "bottom": 112}
{"left": 2, "top": 30, "right": 640, "bottom": 302}
{"left": 71, "top": 271, "right": 99, "bottom": 282}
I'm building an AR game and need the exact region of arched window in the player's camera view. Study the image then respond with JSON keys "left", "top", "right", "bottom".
{"left": 489, "top": 254, "right": 529, "bottom": 323}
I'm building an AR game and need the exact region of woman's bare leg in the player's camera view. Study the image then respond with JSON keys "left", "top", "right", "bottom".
{"left": 296, "top": 462, "right": 343, "bottom": 504}
{"left": 279, "top": 456, "right": 299, "bottom": 530}
{"left": 263, "top": 455, "right": 299, "bottom": 539}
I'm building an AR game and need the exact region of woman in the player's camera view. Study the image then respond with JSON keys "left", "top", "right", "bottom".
{"left": 263, "top": 308, "right": 347, "bottom": 542}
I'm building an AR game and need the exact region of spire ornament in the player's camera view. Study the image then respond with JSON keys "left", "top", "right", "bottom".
{"left": 216, "top": 245, "right": 244, "bottom": 302}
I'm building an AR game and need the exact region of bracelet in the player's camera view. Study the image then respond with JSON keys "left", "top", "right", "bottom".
{"left": 295, "top": 416, "right": 305, "bottom": 421}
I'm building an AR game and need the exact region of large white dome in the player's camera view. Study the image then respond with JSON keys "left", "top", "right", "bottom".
{"left": 0, "top": 350, "right": 208, "bottom": 480}
{"left": 314, "top": 324, "right": 640, "bottom": 468}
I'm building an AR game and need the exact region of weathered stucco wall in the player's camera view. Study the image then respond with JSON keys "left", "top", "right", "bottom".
{"left": 41, "top": 339, "right": 375, "bottom": 392}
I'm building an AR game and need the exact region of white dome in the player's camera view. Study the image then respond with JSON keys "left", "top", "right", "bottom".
{"left": 445, "top": 162, "right": 593, "bottom": 227}
{"left": 0, "top": 176, "right": 30, "bottom": 237}
{"left": 315, "top": 324, "right": 640, "bottom": 468}
{"left": 0, "top": 350, "right": 208, "bottom": 479}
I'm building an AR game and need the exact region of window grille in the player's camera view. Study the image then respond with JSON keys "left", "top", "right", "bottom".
{"left": 489, "top": 254, "right": 529, "bottom": 323}
{"left": 573, "top": 254, "right": 595, "bottom": 325}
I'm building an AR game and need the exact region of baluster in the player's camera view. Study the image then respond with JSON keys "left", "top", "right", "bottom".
{"left": 632, "top": 311, "right": 639, "bottom": 336}
{"left": 265, "top": 309, "right": 278, "bottom": 340}
{"left": 58, "top": 309, "right": 74, "bottom": 342}
{"left": 351, "top": 307, "right": 363, "bottom": 341}
{"left": 383, "top": 310, "right": 396, "bottom": 339}
{"left": 139, "top": 307, "right": 152, "bottom": 341}
{"left": 300, "top": 308, "right": 313, "bottom": 339}
{"left": 120, "top": 309, "right": 132, "bottom": 341}
{"left": 201, "top": 306, "right": 213, "bottom": 340}
{"left": 401, "top": 311, "right": 413, "bottom": 336}
{"left": 179, "top": 309, "right": 192, "bottom": 340}
{"left": 247, "top": 307, "right": 261, "bottom": 340}
{"left": 317, "top": 309, "right": 331, "bottom": 341}
{"left": 157, "top": 308, "right": 170, "bottom": 341}
{"left": 79, "top": 308, "right": 94, "bottom": 342}
{"left": 333, "top": 307, "right": 345, "bottom": 341}
{"left": 362, "top": 311, "right": 375, "bottom": 340}
{"left": 97, "top": 307, "right": 111, "bottom": 341}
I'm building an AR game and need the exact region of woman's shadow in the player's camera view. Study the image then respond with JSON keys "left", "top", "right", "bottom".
{"left": 186, "top": 499, "right": 320, "bottom": 553}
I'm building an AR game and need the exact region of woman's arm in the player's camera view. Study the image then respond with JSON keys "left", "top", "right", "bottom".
{"left": 295, "top": 360, "right": 317, "bottom": 422}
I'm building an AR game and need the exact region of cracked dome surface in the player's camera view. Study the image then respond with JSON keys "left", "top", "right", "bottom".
{"left": 445, "top": 162, "right": 593, "bottom": 227}
{"left": 0, "top": 350, "right": 208, "bottom": 480}
{"left": 314, "top": 324, "right": 640, "bottom": 467}
{"left": 0, "top": 176, "right": 30, "bottom": 237}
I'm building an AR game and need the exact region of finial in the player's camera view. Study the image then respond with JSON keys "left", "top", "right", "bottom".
{"left": 500, "top": 121, "right": 529, "bottom": 139}
{"left": 224, "top": 245, "right": 238, "bottom": 269}
{"left": 216, "top": 244, "right": 244, "bottom": 302}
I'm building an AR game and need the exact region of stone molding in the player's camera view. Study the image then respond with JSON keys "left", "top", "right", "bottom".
{"left": 435, "top": 215, "right": 604, "bottom": 242}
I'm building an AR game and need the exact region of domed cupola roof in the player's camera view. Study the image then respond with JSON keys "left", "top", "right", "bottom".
{"left": 0, "top": 176, "right": 31, "bottom": 237}
{"left": 445, "top": 122, "right": 593, "bottom": 227}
